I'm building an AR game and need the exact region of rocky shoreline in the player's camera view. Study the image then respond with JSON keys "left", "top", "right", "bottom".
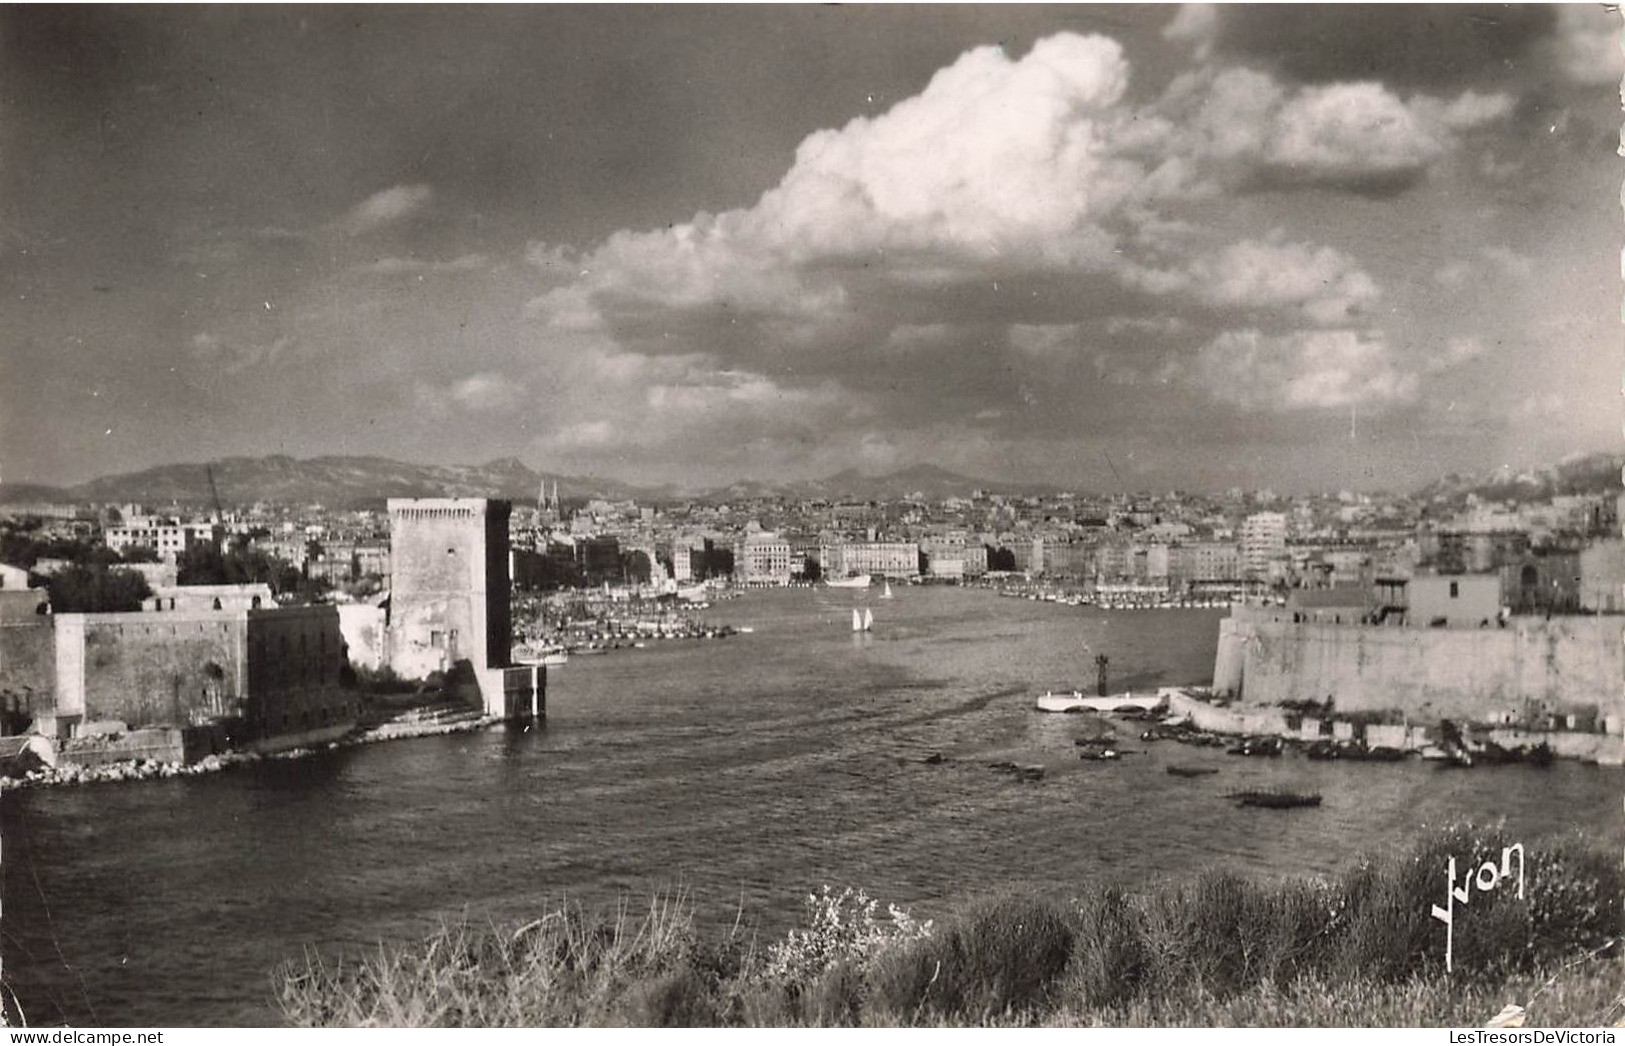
{"left": 0, "top": 709, "right": 501, "bottom": 792}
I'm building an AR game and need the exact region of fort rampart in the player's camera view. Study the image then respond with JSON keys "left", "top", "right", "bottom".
{"left": 1213, "top": 605, "right": 1624, "bottom": 729}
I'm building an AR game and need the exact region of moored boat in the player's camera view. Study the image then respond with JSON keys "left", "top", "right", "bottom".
{"left": 1228, "top": 790, "right": 1321, "bottom": 809}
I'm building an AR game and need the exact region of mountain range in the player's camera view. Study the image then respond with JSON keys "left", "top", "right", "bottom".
{"left": 2, "top": 451, "right": 1617, "bottom": 512}
{"left": 1412, "top": 451, "right": 1624, "bottom": 504}
{"left": 0, "top": 456, "right": 1048, "bottom": 511}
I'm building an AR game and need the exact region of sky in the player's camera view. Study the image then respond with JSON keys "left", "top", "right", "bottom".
{"left": 2, "top": 5, "right": 1620, "bottom": 494}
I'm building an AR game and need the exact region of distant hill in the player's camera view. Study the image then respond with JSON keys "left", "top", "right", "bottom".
{"left": 1413, "top": 451, "right": 1624, "bottom": 504}
{"left": 9, "top": 451, "right": 1621, "bottom": 512}
{"left": 754, "top": 463, "right": 1059, "bottom": 502}
{"left": 0, "top": 455, "right": 668, "bottom": 512}
{"left": 1, "top": 456, "right": 1054, "bottom": 510}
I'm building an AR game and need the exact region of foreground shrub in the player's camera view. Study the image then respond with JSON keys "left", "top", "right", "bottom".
{"left": 1064, "top": 884, "right": 1152, "bottom": 1009}
{"left": 279, "top": 825, "right": 1622, "bottom": 1027}
{"left": 762, "top": 886, "right": 933, "bottom": 983}
{"left": 1332, "top": 824, "right": 1620, "bottom": 984}
{"left": 278, "top": 891, "right": 702, "bottom": 1026}
{"left": 869, "top": 892, "right": 1074, "bottom": 1021}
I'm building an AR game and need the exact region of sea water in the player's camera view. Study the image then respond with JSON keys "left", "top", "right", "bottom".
{"left": 3, "top": 585, "right": 1619, "bottom": 1025}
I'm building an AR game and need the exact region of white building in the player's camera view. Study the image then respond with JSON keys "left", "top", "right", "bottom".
{"left": 1241, "top": 512, "right": 1288, "bottom": 580}
{"left": 105, "top": 518, "right": 220, "bottom": 558}
{"left": 826, "top": 541, "right": 919, "bottom": 579}
{"left": 734, "top": 532, "right": 794, "bottom": 585}
{"left": 670, "top": 542, "right": 693, "bottom": 582}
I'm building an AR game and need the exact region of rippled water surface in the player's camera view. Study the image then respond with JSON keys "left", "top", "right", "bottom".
{"left": 3, "top": 586, "right": 1620, "bottom": 1025}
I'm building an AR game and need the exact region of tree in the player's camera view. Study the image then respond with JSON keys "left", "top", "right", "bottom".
{"left": 622, "top": 550, "right": 653, "bottom": 585}
{"left": 46, "top": 565, "right": 152, "bottom": 613}
{"left": 177, "top": 543, "right": 282, "bottom": 586}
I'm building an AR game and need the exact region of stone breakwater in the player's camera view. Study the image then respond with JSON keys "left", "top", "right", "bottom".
{"left": 0, "top": 709, "right": 500, "bottom": 792}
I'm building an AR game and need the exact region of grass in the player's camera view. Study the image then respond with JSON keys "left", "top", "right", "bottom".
{"left": 277, "top": 824, "right": 1625, "bottom": 1027}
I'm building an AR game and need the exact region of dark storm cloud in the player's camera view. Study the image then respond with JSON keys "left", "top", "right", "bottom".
{"left": 1198, "top": 5, "right": 1557, "bottom": 90}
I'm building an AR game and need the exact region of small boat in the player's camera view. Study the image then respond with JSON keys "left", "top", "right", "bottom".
{"left": 827, "top": 574, "right": 872, "bottom": 589}
{"left": 986, "top": 761, "right": 1046, "bottom": 781}
{"left": 738, "top": 626, "right": 755, "bottom": 634}
{"left": 851, "top": 607, "right": 873, "bottom": 633}
{"left": 1524, "top": 742, "right": 1555, "bottom": 767}
{"left": 1077, "top": 747, "right": 1120, "bottom": 761}
{"left": 1228, "top": 790, "right": 1321, "bottom": 809}
{"left": 1166, "top": 766, "right": 1219, "bottom": 777}
{"left": 880, "top": 581, "right": 894, "bottom": 599}
{"left": 1305, "top": 740, "right": 1340, "bottom": 760}
{"left": 1225, "top": 737, "right": 1283, "bottom": 758}
{"left": 513, "top": 644, "right": 569, "bottom": 667}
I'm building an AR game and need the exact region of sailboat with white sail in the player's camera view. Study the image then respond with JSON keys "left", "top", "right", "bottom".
{"left": 880, "top": 581, "right": 894, "bottom": 599}
{"left": 851, "top": 607, "right": 873, "bottom": 632}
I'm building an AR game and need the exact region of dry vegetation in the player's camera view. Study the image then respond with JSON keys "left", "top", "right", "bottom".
{"left": 277, "top": 824, "right": 1624, "bottom": 1027}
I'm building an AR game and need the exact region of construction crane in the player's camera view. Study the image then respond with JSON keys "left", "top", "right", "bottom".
{"left": 205, "top": 465, "right": 224, "bottom": 524}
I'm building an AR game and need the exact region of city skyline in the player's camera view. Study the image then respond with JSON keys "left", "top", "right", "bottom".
{"left": 4, "top": 6, "right": 1620, "bottom": 494}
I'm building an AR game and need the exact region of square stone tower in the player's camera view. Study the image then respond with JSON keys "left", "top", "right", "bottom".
{"left": 387, "top": 498, "right": 540, "bottom": 719}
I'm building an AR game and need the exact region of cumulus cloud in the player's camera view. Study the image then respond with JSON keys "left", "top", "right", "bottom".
{"left": 529, "top": 347, "right": 860, "bottom": 468}
{"left": 411, "top": 371, "right": 527, "bottom": 418}
{"left": 745, "top": 32, "right": 1144, "bottom": 263}
{"left": 528, "top": 220, "right": 849, "bottom": 323}
{"left": 1182, "top": 236, "right": 1379, "bottom": 325}
{"left": 524, "top": 31, "right": 1503, "bottom": 363}
{"left": 510, "top": 27, "right": 1520, "bottom": 474}
{"left": 524, "top": 33, "right": 1180, "bottom": 337}
{"left": 449, "top": 372, "right": 522, "bottom": 410}
{"left": 1546, "top": 5, "right": 1624, "bottom": 85}
{"left": 1162, "top": 3, "right": 1218, "bottom": 61}
{"left": 340, "top": 184, "right": 434, "bottom": 236}
{"left": 1167, "top": 67, "right": 1514, "bottom": 194}
{"left": 1179, "top": 328, "right": 1418, "bottom": 411}
{"left": 1268, "top": 83, "right": 1445, "bottom": 177}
